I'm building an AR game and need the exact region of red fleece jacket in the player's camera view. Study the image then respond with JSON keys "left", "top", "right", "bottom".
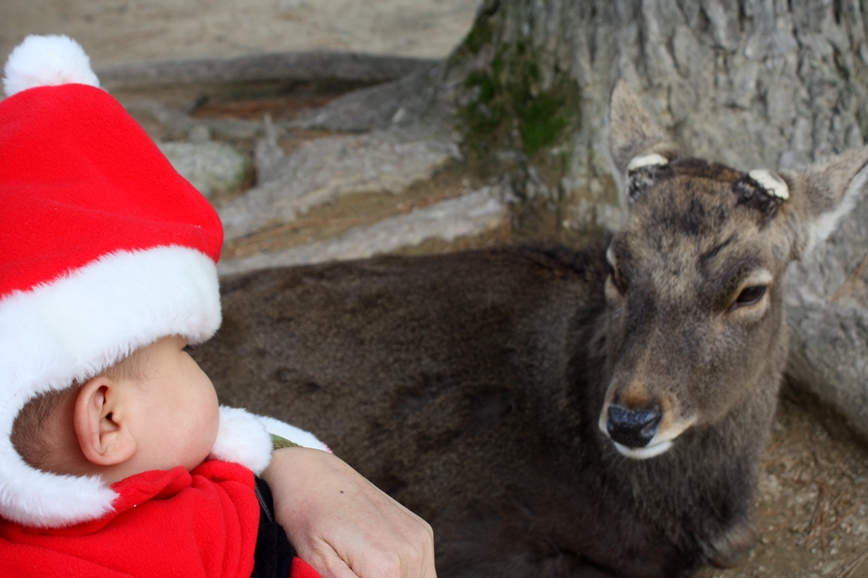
{"left": 0, "top": 460, "right": 320, "bottom": 578}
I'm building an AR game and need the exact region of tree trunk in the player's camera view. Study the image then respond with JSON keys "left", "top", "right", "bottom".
{"left": 447, "top": 0, "right": 868, "bottom": 234}
{"left": 445, "top": 0, "right": 868, "bottom": 440}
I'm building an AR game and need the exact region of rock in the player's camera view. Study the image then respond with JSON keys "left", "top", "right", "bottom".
{"left": 158, "top": 141, "right": 250, "bottom": 198}
{"left": 126, "top": 100, "right": 269, "bottom": 142}
{"left": 217, "top": 186, "right": 508, "bottom": 276}
{"left": 218, "top": 126, "right": 461, "bottom": 241}
{"left": 294, "top": 64, "right": 446, "bottom": 132}
{"left": 188, "top": 124, "right": 212, "bottom": 144}
{"left": 785, "top": 185, "right": 868, "bottom": 442}
{"left": 253, "top": 114, "right": 286, "bottom": 186}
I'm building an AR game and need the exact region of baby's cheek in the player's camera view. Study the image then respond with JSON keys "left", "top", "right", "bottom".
{"left": 198, "top": 395, "right": 221, "bottom": 455}
{"left": 206, "top": 403, "right": 221, "bottom": 448}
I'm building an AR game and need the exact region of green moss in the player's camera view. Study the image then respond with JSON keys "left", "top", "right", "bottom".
{"left": 462, "top": 68, "right": 578, "bottom": 159}
{"left": 454, "top": 7, "right": 496, "bottom": 59}
{"left": 457, "top": 16, "right": 580, "bottom": 171}
{"left": 466, "top": 71, "right": 496, "bottom": 104}
{"left": 463, "top": 71, "right": 504, "bottom": 135}
{"left": 490, "top": 51, "right": 505, "bottom": 85}
{"left": 520, "top": 93, "right": 570, "bottom": 156}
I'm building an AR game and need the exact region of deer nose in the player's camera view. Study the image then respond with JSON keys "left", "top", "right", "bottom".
{"left": 606, "top": 404, "right": 661, "bottom": 448}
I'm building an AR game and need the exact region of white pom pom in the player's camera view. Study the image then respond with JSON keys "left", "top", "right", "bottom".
{"left": 3, "top": 35, "right": 100, "bottom": 97}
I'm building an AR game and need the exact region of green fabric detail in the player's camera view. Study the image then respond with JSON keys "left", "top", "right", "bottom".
{"left": 270, "top": 433, "right": 300, "bottom": 450}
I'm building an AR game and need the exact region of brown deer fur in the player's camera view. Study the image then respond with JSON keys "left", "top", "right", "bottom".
{"left": 194, "top": 82, "right": 868, "bottom": 577}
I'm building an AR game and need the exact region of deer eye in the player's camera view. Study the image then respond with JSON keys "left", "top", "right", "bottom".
{"left": 729, "top": 285, "right": 766, "bottom": 311}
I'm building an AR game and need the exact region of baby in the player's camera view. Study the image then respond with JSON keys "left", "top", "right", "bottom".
{"left": 13, "top": 335, "right": 225, "bottom": 484}
{"left": 0, "top": 35, "right": 324, "bottom": 578}
{"left": 7, "top": 333, "right": 324, "bottom": 578}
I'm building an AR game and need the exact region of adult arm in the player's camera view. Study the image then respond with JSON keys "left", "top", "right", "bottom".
{"left": 262, "top": 447, "right": 437, "bottom": 578}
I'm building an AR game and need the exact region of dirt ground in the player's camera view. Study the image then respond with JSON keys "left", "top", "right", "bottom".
{"left": 697, "top": 391, "right": 868, "bottom": 578}
{"left": 3, "top": 2, "right": 868, "bottom": 577}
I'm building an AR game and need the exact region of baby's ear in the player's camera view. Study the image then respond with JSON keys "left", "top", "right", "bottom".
{"left": 73, "top": 376, "right": 136, "bottom": 467}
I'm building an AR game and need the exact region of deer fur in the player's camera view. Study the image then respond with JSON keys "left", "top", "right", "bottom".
{"left": 194, "top": 81, "right": 868, "bottom": 577}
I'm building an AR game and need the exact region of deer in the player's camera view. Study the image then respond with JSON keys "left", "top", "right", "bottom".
{"left": 193, "top": 81, "right": 868, "bottom": 577}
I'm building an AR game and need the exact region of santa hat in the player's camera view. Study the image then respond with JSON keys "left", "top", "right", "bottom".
{"left": 0, "top": 35, "right": 225, "bottom": 528}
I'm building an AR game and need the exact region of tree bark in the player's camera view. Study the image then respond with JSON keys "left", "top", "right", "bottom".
{"left": 448, "top": 0, "right": 868, "bottom": 234}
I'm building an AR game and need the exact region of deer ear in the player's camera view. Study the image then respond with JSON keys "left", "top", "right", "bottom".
{"left": 778, "top": 147, "right": 868, "bottom": 256}
{"left": 607, "top": 80, "right": 679, "bottom": 207}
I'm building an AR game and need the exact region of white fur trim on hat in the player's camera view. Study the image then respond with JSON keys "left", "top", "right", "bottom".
{"left": 0, "top": 245, "right": 220, "bottom": 528}
{"left": 3, "top": 35, "right": 100, "bottom": 97}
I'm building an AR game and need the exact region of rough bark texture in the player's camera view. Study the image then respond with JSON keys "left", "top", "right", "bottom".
{"left": 448, "top": 0, "right": 868, "bottom": 440}
{"left": 785, "top": 186, "right": 868, "bottom": 441}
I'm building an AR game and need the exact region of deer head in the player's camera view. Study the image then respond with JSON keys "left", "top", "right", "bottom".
{"left": 599, "top": 80, "right": 868, "bottom": 459}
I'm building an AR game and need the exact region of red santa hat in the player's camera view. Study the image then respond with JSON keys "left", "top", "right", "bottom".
{"left": 0, "top": 35, "right": 225, "bottom": 528}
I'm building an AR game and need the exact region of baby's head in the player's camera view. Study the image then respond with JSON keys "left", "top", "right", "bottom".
{"left": 0, "top": 35, "right": 224, "bottom": 528}
{"left": 12, "top": 336, "right": 220, "bottom": 485}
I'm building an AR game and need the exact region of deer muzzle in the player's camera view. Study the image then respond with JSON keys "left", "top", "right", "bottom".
{"left": 606, "top": 404, "right": 661, "bottom": 448}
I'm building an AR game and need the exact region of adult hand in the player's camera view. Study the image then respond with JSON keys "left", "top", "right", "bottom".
{"left": 262, "top": 447, "right": 437, "bottom": 578}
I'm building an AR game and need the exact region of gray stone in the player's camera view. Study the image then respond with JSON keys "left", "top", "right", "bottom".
{"left": 125, "top": 100, "right": 275, "bottom": 142}
{"left": 293, "top": 64, "right": 446, "bottom": 133}
{"left": 219, "top": 126, "right": 461, "bottom": 241}
{"left": 218, "top": 186, "right": 507, "bottom": 276}
{"left": 188, "top": 124, "right": 212, "bottom": 144}
{"left": 785, "top": 186, "right": 868, "bottom": 442}
{"left": 253, "top": 114, "right": 286, "bottom": 186}
{"left": 158, "top": 141, "right": 250, "bottom": 199}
